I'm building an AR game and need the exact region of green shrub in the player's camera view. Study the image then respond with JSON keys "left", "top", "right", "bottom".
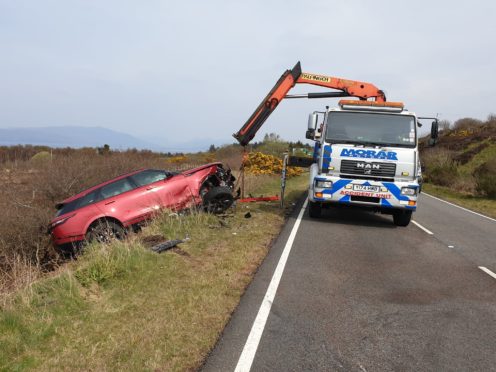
{"left": 30, "top": 151, "right": 51, "bottom": 163}
{"left": 473, "top": 158, "right": 496, "bottom": 198}
{"left": 422, "top": 148, "right": 459, "bottom": 186}
{"left": 426, "top": 164, "right": 459, "bottom": 186}
{"left": 453, "top": 117, "right": 483, "bottom": 131}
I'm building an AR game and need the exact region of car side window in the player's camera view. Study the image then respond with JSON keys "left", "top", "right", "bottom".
{"left": 77, "top": 190, "right": 101, "bottom": 209}
{"left": 100, "top": 178, "right": 135, "bottom": 199}
{"left": 130, "top": 170, "right": 168, "bottom": 187}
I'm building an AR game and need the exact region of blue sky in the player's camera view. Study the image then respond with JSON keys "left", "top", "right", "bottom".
{"left": 1, "top": 0, "right": 495, "bottom": 150}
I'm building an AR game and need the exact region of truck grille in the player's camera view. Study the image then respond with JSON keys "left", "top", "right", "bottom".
{"left": 340, "top": 160, "right": 396, "bottom": 178}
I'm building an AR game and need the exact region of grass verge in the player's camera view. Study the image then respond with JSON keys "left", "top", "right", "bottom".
{"left": 0, "top": 173, "right": 308, "bottom": 371}
{"left": 423, "top": 183, "right": 496, "bottom": 219}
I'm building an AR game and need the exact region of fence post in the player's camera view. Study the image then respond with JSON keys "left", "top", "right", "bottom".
{"left": 280, "top": 152, "right": 288, "bottom": 208}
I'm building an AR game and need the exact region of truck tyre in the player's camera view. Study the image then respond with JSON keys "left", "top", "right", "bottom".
{"left": 309, "top": 200, "right": 322, "bottom": 218}
{"left": 393, "top": 210, "right": 412, "bottom": 226}
{"left": 203, "top": 186, "right": 234, "bottom": 214}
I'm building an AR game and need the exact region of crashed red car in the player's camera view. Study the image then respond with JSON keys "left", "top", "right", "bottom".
{"left": 48, "top": 162, "right": 235, "bottom": 251}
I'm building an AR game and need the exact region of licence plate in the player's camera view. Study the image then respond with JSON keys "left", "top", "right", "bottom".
{"left": 353, "top": 184, "right": 380, "bottom": 192}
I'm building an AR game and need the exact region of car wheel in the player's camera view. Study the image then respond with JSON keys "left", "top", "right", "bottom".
{"left": 308, "top": 200, "right": 322, "bottom": 218}
{"left": 393, "top": 210, "right": 412, "bottom": 226}
{"left": 86, "top": 219, "right": 126, "bottom": 244}
{"left": 203, "top": 186, "right": 234, "bottom": 214}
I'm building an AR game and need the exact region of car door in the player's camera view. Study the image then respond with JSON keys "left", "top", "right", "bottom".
{"left": 129, "top": 170, "right": 194, "bottom": 211}
{"left": 128, "top": 170, "right": 171, "bottom": 213}
{"left": 95, "top": 177, "right": 152, "bottom": 226}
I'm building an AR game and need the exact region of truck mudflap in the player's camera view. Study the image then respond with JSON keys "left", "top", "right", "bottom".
{"left": 312, "top": 178, "right": 419, "bottom": 210}
{"left": 233, "top": 62, "right": 302, "bottom": 146}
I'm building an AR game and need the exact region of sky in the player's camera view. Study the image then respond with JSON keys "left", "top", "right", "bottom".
{"left": 1, "top": 0, "right": 495, "bottom": 151}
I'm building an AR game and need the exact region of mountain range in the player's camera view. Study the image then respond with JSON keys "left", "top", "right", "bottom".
{"left": 0, "top": 126, "right": 225, "bottom": 152}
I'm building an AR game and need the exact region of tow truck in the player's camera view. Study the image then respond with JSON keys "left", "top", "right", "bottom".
{"left": 234, "top": 62, "right": 438, "bottom": 226}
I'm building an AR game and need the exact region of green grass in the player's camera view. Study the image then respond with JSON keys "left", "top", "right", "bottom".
{"left": 458, "top": 141, "right": 496, "bottom": 176}
{"left": 423, "top": 183, "right": 496, "bottom": 219}
{"left": 0, "top": 173, "right": 308, "bottom": 371}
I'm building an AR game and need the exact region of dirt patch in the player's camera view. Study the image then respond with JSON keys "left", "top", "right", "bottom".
{"left": 170, "top": 247, "right": 191, "bottom": 257}
{"left": 140, "top": 234, "right": 167, "bottom": 248}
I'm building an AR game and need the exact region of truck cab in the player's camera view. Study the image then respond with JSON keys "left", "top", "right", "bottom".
{"left": 307, "top": 100, "right": 420, "bottom": 226}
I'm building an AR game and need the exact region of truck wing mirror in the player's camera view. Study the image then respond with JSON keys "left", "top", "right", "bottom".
{"left": 306, "top": 112, "right": 319, "bottom": 140}
{"left": 429, "top": 120, "right": 439, "bottom": 146}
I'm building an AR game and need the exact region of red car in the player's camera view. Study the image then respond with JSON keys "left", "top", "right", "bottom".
{"left": 48, "top": 163, "right": 235, "bottom": 252}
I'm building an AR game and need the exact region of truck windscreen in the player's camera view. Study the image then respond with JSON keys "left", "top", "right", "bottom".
{"left": 325, "top": 112, "right": 416, "bottom": 148}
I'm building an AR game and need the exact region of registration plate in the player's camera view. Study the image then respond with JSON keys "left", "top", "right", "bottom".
{"left": 353, "top": 184, "right": 380, "bottom": 192}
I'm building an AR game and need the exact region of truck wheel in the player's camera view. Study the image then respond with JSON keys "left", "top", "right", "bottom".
{"left": 203, "top": 186, "right": 234, "bottom": 214}
{"left": 393, "top": 210, "right": 412, "bottom": 226}
{"left": 309, "top": 200, "right": 322, "bottom": 218}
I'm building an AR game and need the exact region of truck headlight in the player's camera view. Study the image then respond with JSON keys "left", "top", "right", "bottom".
{"left": 401, "top": 187, "right": 417, "bottom": 196}
{"left": 315, "top": 180, "right": 333, "bottom": 188}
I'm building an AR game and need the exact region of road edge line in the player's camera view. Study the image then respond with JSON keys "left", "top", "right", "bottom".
{"left": 423, "top": 192, "right": 496, "bottom": 222}
{"left": 234, "top": 198, "right": 308, "bottom": 372}
{"left": 478, "top": 266, "right": 496, "bottom": 280}
{"left": 412, "top": 220, "right": 434, "bottom": 235}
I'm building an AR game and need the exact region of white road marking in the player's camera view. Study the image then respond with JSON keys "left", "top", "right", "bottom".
{"left": 234, "top": 199, "right": 308, "bottom": 372}
{"left": 412, "top": 220, "right": 434, "bottom": 235}
{"left": 479, "top": 266, "right": 496, "bottom": 280}
{"left": 423, "top": 192, "right": 496, "bottom": 222}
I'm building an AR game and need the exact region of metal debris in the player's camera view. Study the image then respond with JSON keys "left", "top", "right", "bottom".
{"left": 151, "top": 237, "right": 190, "bottom": 253}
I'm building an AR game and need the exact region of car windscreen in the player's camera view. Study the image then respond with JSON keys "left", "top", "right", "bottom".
{"left": 129, "top": 170, "right": 169, "bottom": 187}
{"left": 325, "top": 112, "right": 416, "bottom": 148}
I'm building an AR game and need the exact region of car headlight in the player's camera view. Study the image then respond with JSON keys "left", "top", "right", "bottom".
{"left": 401, "top": 187, "right": 417, "bottom": 196}
{"left": 315, "top": 180, "right": 333, "bottom": 188}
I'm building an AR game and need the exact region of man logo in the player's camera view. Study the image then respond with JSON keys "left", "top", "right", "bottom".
{"left": 356, "top": 162, "right": 381, "bottom": 170}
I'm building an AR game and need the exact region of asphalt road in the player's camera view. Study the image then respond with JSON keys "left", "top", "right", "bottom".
{"left": 203, "top": 193, "right": 496, "bottom": 372}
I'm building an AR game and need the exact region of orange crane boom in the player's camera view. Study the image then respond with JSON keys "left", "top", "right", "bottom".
{"left": 233, "top": 61, "right": 386, "bottom": 146}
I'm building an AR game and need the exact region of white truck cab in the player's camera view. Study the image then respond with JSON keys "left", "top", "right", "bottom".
{"left": 307, "top": 100, "right": 421, "bottom": 226}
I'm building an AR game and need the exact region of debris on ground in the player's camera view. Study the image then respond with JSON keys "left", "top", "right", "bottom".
{"left": 151, "top": 237, "right": 191, "bottom": 253}
{"left": 244, "top": 212, "right": 252, "bottom": 218}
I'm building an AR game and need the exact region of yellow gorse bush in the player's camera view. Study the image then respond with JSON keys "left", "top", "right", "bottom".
{"left": 168, "top": 155, "right": 189, "bottom": 164}
{"left": 244, "top": 152, "right": 302, "bottom": 177}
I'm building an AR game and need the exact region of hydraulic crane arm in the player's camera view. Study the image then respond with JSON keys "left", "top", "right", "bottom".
{"left": 233, "top": 61, "right": 386, "bottom": 146}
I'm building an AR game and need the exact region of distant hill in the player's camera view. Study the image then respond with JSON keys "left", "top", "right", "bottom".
{"left": 0, "top": 126, "right": 162, "bottom": 151}
{"left": 419, "top": 118, "right": 496, "bottom": 196}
